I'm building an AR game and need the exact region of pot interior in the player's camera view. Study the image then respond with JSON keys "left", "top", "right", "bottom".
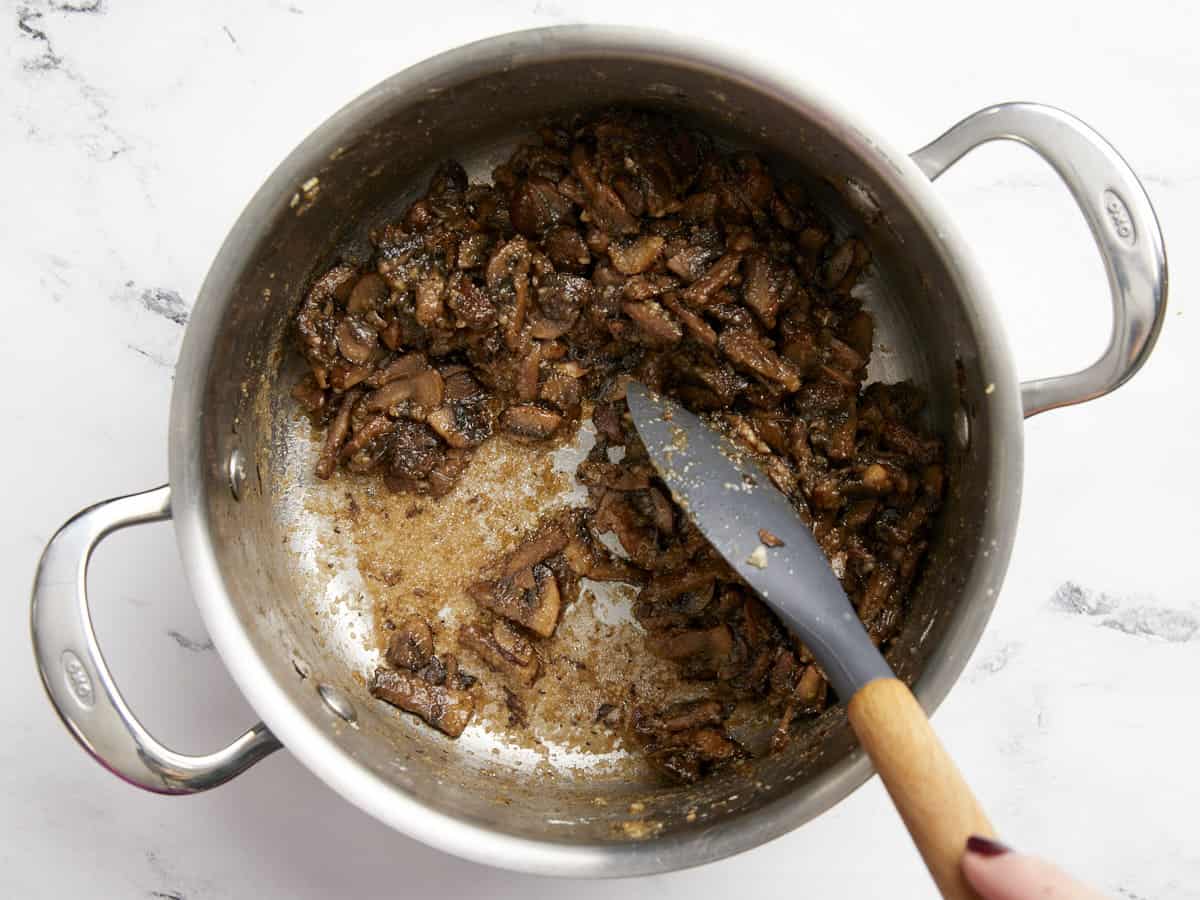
{"left": 186, "top": 34, "right": 1005, "bottom": 868}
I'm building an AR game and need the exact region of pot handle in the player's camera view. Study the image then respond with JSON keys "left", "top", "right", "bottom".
{"left": 911, "top": 102, "right": 1168, "bottom": 418}
{"left": 31, "top": 485, "right": 281, "bottom": 794}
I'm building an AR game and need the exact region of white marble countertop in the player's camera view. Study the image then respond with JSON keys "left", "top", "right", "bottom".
{"left": 4, "top": 1, "right": 1197, "bottom": 897}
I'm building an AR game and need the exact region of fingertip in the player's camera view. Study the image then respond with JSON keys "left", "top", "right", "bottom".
{"left": 966, "top": 834, "right": 1011, "bottom": 857}
{"left": 961, "top": 839, "right": 1105, "bottom": 900}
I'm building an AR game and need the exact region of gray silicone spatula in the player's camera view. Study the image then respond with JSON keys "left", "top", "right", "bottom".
{"left": 626, "top": 382, "right": 993, "bottom": 900}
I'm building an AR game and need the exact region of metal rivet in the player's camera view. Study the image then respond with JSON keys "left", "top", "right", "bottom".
{"left": 318, "top": 684, "right": 357, "bottom": 725}
{"left": 228, "top": 448, "right": 246, "bottom": 500}
{"left": 954, "top": 407, "right": 971, "bottom": 450}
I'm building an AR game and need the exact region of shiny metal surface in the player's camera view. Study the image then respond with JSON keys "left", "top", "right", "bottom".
{"left": 168, "top": 27, "right": 1027, "bottom": 872}
{"left": 317, "top": 684, "right": 358, "bottom": 725}
{"left": 911, "top": 103, "right": 1168, "bottom": 417}
{"left": 627, "top": 385, "right": 892, "bottom": 701}
{"left": 31, "top": 26, "right": 1166, "bottom": 876}
{"left": 30, "top": 485, "right": 281, "bottom": 794}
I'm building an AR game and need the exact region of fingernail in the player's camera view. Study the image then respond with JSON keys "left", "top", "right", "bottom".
{"left": 966, "top": 835, "right": 1011, "bottom": 857}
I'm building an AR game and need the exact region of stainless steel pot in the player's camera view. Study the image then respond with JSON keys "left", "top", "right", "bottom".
{"left": 31, "top": 26, "right": 1166, "bottom": 877}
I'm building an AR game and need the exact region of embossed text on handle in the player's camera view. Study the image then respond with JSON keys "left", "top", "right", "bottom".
{"left": 61, "top": 650, "right": 95, "bottom": 708}
{"left": 1103, "top": 189, "right": 1136, "bottom": 247}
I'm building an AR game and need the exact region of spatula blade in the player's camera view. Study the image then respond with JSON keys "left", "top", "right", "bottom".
{"left": 626, "top": 382, "right": 890, "bottom": 698}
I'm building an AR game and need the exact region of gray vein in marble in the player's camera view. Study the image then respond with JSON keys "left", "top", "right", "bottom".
{"left": 222, "top": 24, "right": 238, "bottom": 47}
{"left": 40, "top": 253, "right": 72, "bottom": 303}
{"left": 1050, "top": 581, "right": 1119, "bottom": 616}
{"left": 970, "top": 641, "right": 1021, "bottom": 681}
{"left": 166, "top": 629, "right": 214, "bottom": 652}
{"left": 128, "top": 284, "right": 190, "bottom": 326}
{"left": 1050, "top": 581, "right": 1197, "bottom": 643}
{"left": 1102, "top": 607, "right": 1197, "bottom": 643}
{"left": 144, "top": 850, "right": 202, "bottom": 900}
{"left": 126, "top": 343, "right": 173, "bottom": 368}
{"left": 14, "top": 1, "right": 131, "bottom": 161}
{"left": 48, "top": 0, "right": 103, "bottom": 13}
{"left": 16, "top": 6, "right": 61, "bottom": 70}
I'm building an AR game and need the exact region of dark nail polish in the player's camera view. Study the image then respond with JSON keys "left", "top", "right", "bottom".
{"left": 966, "top": 835, "right": 1011, "bottom": 857}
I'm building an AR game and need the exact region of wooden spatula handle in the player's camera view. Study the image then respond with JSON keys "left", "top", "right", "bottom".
{"left": 847, "top": 677, "right": 994, "bottom": 900}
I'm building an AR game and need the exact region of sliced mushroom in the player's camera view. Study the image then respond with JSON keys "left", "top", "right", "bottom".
{"left": 364, "top": 368, "right": 444, "bottom": 416}
{"left": 458, "top": 621, "right": 540, "bottom": 686}
{"left": 543, "top": 226, "right": 591, "bottom": 273}
{"left": 576, "top": 460, "right": 653, "bottom": 492}
{"left": 820, "top": 238, "right": 870, "bottom": 291}
{"left": 561, "top": 516, "right": 646, "bottom": 585}
{"left": 634, "top": 581, "right": 717, "bottom": 632}
{"left": 609, "top": 235, "right": 665, "bottom": 275}
{"left": 383, "top": 420, "right": 444, "bottom": 487}
{"left": 648, "top": 727, "right": 744, "bottom": 783}
{"left": 795, "top": 664, "right": 828, "bottom": 710}
{"left": 661, "top": 293, "right": 717, "bottom": 348}
{"left": 296, "top": 264, "right": 357, "bottom": 365}
{"left": 515, "top": 342, "right": 542, "bottom": 403}
{"left": 652, "top": 624, "right": 734, "bottom": 665}
{"left": 426, "top": 399, "right": 492, "bottom": 449}
{"left": 656, "top": 699, "right": 727, "bottom": 732}
{"left": 570, "top": 143, "right": 639, "bottom": 234}
{"left": 536, "top": 273, "right": 592, "bottom": 325}
{"left": 446, "top": 272, "right": 495, "bottom": 329}
{"left": 500, "top": 403, "right": 563, "bottom": 442}
{"left": 469, "top": 563, "right": 562, "bottom": 638}
{"left": 427, "top": 159, "right": 468, "bottom": 196}
{"left": 622, "top": 273, "right": 679, "bottom": 301}
{"left": 881, "top": 421, "right": 942, "bottom": 465}
{"left": 369, "top": 666, "right": 474, "bottom": 738}
{"left": 538, "top": 366, "right": 583, "bottom": 418}
{"left": 329, "top": 364, "right": 374, "bottom": 391}
{"left": 379, "top": 319, "right": 404, "bottom": 350}
{"left": 366, "top": 352, "right": 429, "bottom": 388}
{"left": 421, "top": 447, "right": 469, "bottom": 498}
{"left": 622, "top": 300, "right": 683, "bottom": 347}
{"left": 637, "top": 559, "right": 727, "bottom": 608}
{"left": 454, "top": 232, "right": 489, "bottom": 270}
{"left": 407, "top": 371, "right": 447, "bottom": 411}
{"left": 291, "top": 378, "right": 326, "bottom": 413}
{"left": 665, "top": 244, "right": 718, "bottom": 283}
{"left": 510, "top": 176, "right": 574, "bottom": 238}
{"left": 591, "top": 490, "right": 660, "bottom": 569}
{"left": 386, "top": 619, "right": 434, "bottom": 671}
{"left": 497, "top": 527, "right": 570, "bottom": 578}
{"left": 486, "top": 238, "right": 533, "bottom": 349}
{"left": 717, "top": 330, "right": 801, "bottom": 393}
{"left": 645, "top": 486, "right": 675, "bottom": 534}
{"left": 336, "top": 316, "right": 378, "bottom": 365}
{"left": 528, "top": 314, "right": 573, "bottom": 340}
{"left": 741, "top": 251, "right": 789, "bottom": 328}
{"left": 347, "top": 272, "right": 390, "bottom": 315}
{"left": 591, "top": 402, "right": 626, "bottom": 444}
{"left": 842, "top": 310, "right": 875, "bottom": 358}
{"left": 415, "top": 273, "right": 445, "bottom": 327}
{"left": 680, "top": 253, "right": 741, "bottom": 308}
{"left": 633, "top": 701, "right": 745, "bottom": 784}
{"left": 315, "top": 388, "right": 361, "bottom": 479}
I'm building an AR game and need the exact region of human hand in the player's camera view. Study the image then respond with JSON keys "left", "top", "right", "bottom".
{"left": 962, "top": 836, "right": 1108, "bottom": 899}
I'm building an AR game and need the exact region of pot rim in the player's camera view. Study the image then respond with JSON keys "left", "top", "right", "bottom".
{"left": 168, "top": 24, "right": 1023, "bottom": 877}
